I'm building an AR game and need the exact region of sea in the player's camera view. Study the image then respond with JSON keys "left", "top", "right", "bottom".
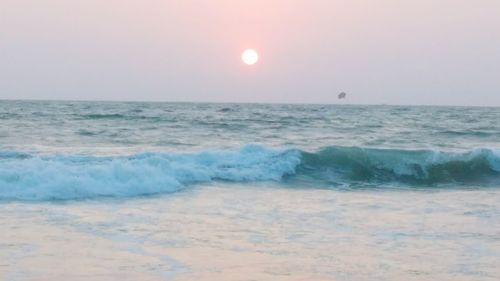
{"left": 1, "top": 100, "right": 499, "bottom": 281}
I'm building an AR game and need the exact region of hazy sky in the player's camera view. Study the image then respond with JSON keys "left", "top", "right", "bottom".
{"left": 1, "top": 0, "right": 500, "bottom": 105}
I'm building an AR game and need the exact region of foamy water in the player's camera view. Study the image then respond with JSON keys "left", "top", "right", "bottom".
{"left": 2, "top": 186, "right": 499, "bottom": 281}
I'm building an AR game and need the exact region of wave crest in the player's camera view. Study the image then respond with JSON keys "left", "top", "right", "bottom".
{"left": 0, "top": 145, "right": 300, "bottom": 201}
{"left": 1, "top": 145, "right": 499, "bottom": 201}
{"left": 299, "top": 146, "right": 500, "bottom": 185}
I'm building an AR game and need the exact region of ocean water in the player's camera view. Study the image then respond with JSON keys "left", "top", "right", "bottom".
{"left": 1, "top": 100, "right": 499, "bottom": 280}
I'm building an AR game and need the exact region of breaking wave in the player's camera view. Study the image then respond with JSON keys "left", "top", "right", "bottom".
{"left": 0, "top": 145, "right": 300, "bottom": 201}
{"left": 1, "top": 145, "right": 499, "bottom": 201}
{"left": 299, "top": 146, "right": 500, "bottom": 186}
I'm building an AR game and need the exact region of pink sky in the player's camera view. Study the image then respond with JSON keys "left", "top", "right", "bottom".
{"left": 1, "top": 0, "right": 500, "bottom": 105}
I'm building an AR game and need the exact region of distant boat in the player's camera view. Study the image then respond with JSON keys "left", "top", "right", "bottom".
{"left": 338, "top": 92, "right": 347, "bottom": 99}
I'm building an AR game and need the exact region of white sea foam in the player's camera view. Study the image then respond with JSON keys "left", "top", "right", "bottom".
{"left": 0, "top": 145, "right": 301, "bottom": 201}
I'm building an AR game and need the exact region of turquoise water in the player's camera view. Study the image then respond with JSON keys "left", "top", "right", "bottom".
{"left": 1, "top": 100, "right": 500, "bottom": 200}
{"left": 1, "top": 100, "right": 500, "bottom": 280}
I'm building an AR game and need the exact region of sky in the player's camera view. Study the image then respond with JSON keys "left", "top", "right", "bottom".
{"left": 1, "top": 0, "right": 500, "bottom": 106}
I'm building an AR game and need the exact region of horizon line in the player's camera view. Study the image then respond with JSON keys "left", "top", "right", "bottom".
{"left": 1, "top": 97, "right": 498, "bottom": 108}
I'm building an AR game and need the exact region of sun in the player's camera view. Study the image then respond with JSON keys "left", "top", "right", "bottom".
{"left": 242, "top": 49, "right": 259, "bottom": 65}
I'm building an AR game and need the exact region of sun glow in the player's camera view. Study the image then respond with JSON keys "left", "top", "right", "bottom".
{"left": 242, "top": 49, "right": 259, "bottom": 65}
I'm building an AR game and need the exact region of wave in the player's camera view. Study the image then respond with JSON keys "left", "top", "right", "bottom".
{"left": 74, "top": 113, "right": 165, "bottom": 122}
{"left": 80, "top": 113, "right": 126, "bottom": 119}
{"left": 0, "top": 145, "right": 300, "bottom": 201}
{"left": 0, "top": 145, "right": 499, "bottom": 201}
{"left": 438, "top": 130, "right": 497, "bottom": 137}
{"left": 299, "top": 146, "right": 500, "bottom": 186}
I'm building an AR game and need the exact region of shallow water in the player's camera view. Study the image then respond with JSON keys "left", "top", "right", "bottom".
{"left": 1, "top": 185, "right": 499, "bottom": 281}
{"left": 0, "top": 100, "right": 499, "bottom": 280}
